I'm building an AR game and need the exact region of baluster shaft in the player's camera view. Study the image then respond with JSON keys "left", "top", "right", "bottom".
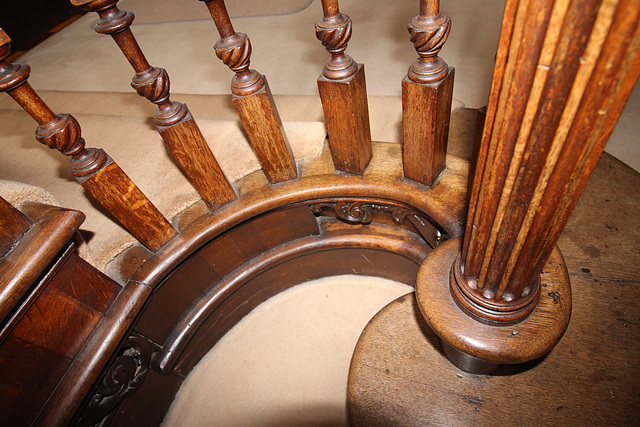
{"left": 0, "top": 30, "right": 177, "bottom": 252}
{"left": 402, "top": 0, "right": 454, "bottom": 186}
{"left": 315, "top": 0, "right": 372, "bottom": 175}
{"left": 203, "top": 0, "right": 298, "bottom": 183}
{"left": 70, "top": 0, "right": 237, "bottom": 210}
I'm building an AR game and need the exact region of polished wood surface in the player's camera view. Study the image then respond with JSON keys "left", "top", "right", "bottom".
{"left": 71, "top": 0, "right": 238, "bottom": 210}
{"left": 416, "top": 0, "right": 640, "bottom": 367}
{"left": 0, "top": 202, "right": 84, "bottom": 324}
{"left": 402, "top": 0, "right": 454, "bottom": 186}
{"left": 349, "top": 154, "right": 640, "bottom": 425}
{"left": 204, "top": 0, "right": 298, "bottom": 183}
{"left": 0, "top": 201, "right": 121, "bottom": 426}
{"left": 316, "top": 0, "right": 372, "bottom": 174}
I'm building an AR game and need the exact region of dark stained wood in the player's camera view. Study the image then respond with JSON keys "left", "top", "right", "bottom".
{"left": 118, "top": 137, "right": 470, "bottom": 291}
{"left": 135, "top": 206, "right": 319, "bottom": 345}
{"left": 204, "top": 0, "right": 298, "bottom": 183}
{"left": 71, "top": 0, "right": 238, "bottom": 210}
{"left": 0, "top": 200, "right": 123, "bottom": 426}
{"left": 108, "top": 368, "right": 185, "bottom": 427}
{"left": 316, "top": 1, "right": 372, "bottom": 174}
{"left": 402, "top": 0, "right": 454, "bottom": 186}
{"left": 0, "top": 335, "right": 72, "bottom": 426}
{"left": 0, "top": 196, "right": 30, "bottom": 257}
{"left": 35, "top": 281, "right": 150, "bottom": 426}
{"left": 558, "top": 155, "right": 640, "bottom": 281}
{"left": 172, "top": 219, "right": 432, "bottom": 376}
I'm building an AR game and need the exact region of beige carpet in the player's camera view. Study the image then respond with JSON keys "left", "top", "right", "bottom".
{"left": 120, "top": 0, "right": 314, "bottom": 24}
{"left": 0, "top": 91, "right": 327, "bottom": 271}
{"left": 162, "top": 275, "right": 413, "bottom": 427}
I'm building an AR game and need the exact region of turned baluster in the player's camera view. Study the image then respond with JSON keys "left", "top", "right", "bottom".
{"left": 417, "top": 0, "right": 640, "bottom": 372}
{"left": 201, "top": 0, "right": 297, "bottom": 183}
{"left": 70, "top": 0, "right": 237, "bottom": 210}
{"left": 402, "top": 0, "right": 454, "bottom": 186}
{"left": 315, "top": 0, "right": 372, "bottom": 175}
{"left": 0, "top": 30, "right": 177, "bottom": 252}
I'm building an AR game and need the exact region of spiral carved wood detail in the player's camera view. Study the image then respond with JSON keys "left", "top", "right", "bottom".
{"left": 131, "top": 66, "right": 171, "bottom": 105}
{"left": 315, "top": 13, "right": 358, "bottom": 80}
{"left": 407, "top": 13, "right": 451, "bottom": 84}
{"left": 214, "top": 33, "right": 265, "bottom": 96}
{"left": 214, "top": 33, "right": 251, "bottom": 73}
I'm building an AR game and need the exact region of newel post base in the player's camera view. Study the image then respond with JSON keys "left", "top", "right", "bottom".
{"left": 415, "top": 238, "right": 571, "bottom": 373}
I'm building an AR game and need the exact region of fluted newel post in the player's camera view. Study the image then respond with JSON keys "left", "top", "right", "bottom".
{"left": 402, "top": 0, "right": 454, "bottom": 186}
{"left": 315, "top": 0, "right": 372, "bottom": 175}
{"left": 416, "top": 0, "right": 640, "bottom": 373}
{"left": 0, "top": 30, "right": 178, "bottom": 252}
{"left": 70, "top": 0, "right": 237, "bottom": 210}
{"left": 201, "top": 0, "right": 297, "bottom": 184}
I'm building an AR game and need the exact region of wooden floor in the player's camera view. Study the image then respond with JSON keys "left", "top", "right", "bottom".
{"left": 348, "top": 152, "right": 640, "bottom": 426}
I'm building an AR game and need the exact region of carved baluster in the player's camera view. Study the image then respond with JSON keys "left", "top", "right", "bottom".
{"left": 70, "top": 0, "right": 237, "bottom": 210}
{"left": 402, "top": 0, "right": 454, "bottom": 186}
{"left": 202, "top": 0, "right": 297, "bottom": 183}
{"left": 0, "top": 30, "right": 177, "bottom": 252}
{"left": 416, "top": 0, "right": 640, "bottom": 372}
{"left": 315, "top": 0, "right": 372, "bottom": 175}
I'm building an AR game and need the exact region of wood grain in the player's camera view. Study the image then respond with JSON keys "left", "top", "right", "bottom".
{"left": 81, "top": 160, "right": 178, "bottom": 251}
{"left": 402, "top": 1, "right": 454, "bottom": 185}
{"left": 0, "top": 203, "right": 84, "bottom": 325}
{"left": 318, "top": 65, "right": 373, "bottom": 174}
{"left": 205, "top": 0, "right": 298, "bottom": 183}
{"left": 0, "top": 196, "right": 30, "bottom": 258}
{"left": 232, "top": 81, "right": 298, "bottom": 183}
{"left": 432, "top": 0, "right": 640, "bottom": 330}
{"left": 402, "top": 69, "right": 454, "bottom": 185}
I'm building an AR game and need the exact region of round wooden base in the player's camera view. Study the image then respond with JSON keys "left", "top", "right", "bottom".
{"left": 415, "top": 238, "right": 572, "bottom": 366}
{"left": 347, "top": 284, "right": 638, "bottom": 426}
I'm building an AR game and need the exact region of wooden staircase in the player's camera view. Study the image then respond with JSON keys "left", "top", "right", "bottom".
{"left": 1, "top": 0, "right": 639, "bottom": 425}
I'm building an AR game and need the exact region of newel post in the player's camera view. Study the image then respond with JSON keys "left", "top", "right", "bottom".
{"left": 416, "top": 0, "right": 640, "bottom": 372}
